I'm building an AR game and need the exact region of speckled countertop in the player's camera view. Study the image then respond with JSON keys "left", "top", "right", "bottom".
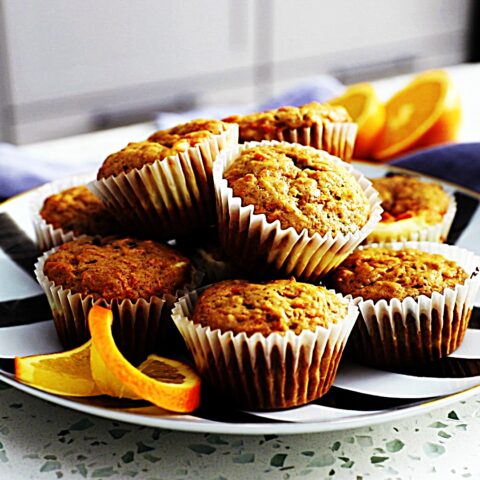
{"left": 1, "top": 381, "right": 480, "bottom": 479}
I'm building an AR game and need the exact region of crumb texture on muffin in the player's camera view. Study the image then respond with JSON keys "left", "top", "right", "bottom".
{"left": 40, "top": 185, "right": 119, "bottom": 236}
{"left": 224, "top": 144, "right": 370, "bottom": 236}
{"left": 43, "top": 236, "right": 192, "bottom": 301}
{"left": 329, "top": 247, "right": 468, "bottom": 302}
{"left": 98, "top": 119, "right": 231, "bottom": 179}
{"left": 371, "top": 175, "right": 450, "bottom": 225}
{"left": 191, "top": 278, "right": 348, "bottom": 335}
{"left": 224, "top": 102, "right": 351, "bottom": 141}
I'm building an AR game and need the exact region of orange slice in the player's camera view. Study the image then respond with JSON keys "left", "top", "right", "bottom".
{"left": 372, "top": 70, "right": 461, "bottom": 160}
{"left": 328, "top": 83, "right": 386, "bottom": 159}
{"left": 88, "top": 305, "right": 201, "bottom": 413}
{"left": 15, "top": 341, "right": 101, "bottom": 397}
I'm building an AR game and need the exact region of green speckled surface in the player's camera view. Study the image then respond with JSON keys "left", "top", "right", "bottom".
{"left": 1, "top": 381, "right": 480, "bottom": 479}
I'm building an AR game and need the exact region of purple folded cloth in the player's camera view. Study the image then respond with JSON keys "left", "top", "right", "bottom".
{"left": 391, "top": 143, "right": 480, "bottom": 193}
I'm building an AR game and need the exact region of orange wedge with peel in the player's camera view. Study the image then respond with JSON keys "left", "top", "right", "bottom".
{"left": 328, "top": 82, "right": 386, "bottom": 159}
{"left": 15, "top": 341, "right": 101, "bottom": 397}
{"left": 372, "top": 70, "right": 461, "bottom": 161}
{"left": 88, "top": 305, "right": 201, "bottom": 413}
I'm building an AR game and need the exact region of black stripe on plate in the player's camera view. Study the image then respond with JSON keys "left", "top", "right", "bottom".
{"left": 0, "top": 295, "right": 51, "bottom": 327}
{"left": 0, "top": 213, "right": 40, "bottom": 278}
{"left": 446, "top": 192, "right": 479, "bottom": 245}
{"left": 314, "top": 386, "right": 433, "bottom": 411}
{"left": 468, "top": 306, "right": 480, "bottom": 329}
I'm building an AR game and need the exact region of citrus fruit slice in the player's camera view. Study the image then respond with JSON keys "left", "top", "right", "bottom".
{"left": 15, "top": 341, "right": 101, "bottom": 397}
{"left": 328, "top": 82, "right": 385, "bottom": 159}
{"left": 88, "top": 305, "right": 201, "bottom": 413}
{"left": 372, "top": 70, "right": 461, "bottom": 160}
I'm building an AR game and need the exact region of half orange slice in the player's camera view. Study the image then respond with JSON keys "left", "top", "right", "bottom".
{"left": 15, "top": 341, "right": 101, "bottom": 397}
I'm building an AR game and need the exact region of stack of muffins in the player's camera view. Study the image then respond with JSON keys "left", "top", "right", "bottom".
{"left": 31, "top": 101, "right": 480, "bottom": 411}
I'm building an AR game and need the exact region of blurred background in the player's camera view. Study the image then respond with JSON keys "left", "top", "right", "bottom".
{"left": 0, "top": 0, "right": 477, "bottom": 145}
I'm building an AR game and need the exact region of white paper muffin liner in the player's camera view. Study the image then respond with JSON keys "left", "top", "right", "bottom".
{"left": 275, "top": 121, "right": 357, "bottom": 162}
{"left": 365, "top": 193, "right": 457, "bottom": 245}
{"left": 35, "top": 247, "right": 202, "bottom": 365}
{"left": 88, "top": 123, "right": 239, "bottom": 240}
{"left": 31, "top": 175, "right": 95, "bottom": 251}
{"left": 171, "top": 288, "right": 358, "bottom": 410}
{"left": 213, "top": 140, "right": 383, "bottom": 282}
{"left": 348, "top": 241, "right": 480, "bottom": 368}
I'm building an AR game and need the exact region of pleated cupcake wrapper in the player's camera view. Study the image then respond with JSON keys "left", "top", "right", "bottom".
{"left": 349, "top": 241, "right": 480, "bottom": 368}
{"left": 272, "top": 122, "right": 357, "bottom": 162}
{"left": 213, "top": 140, "right": 383, "bottom": 282}
{"left": 365, "top": 193, "right": 457, "bottom": 245}
{"left": 34, "top": 247, "right": 203, "bottom": 365}
{"left": 30, "top": 175, "right": 95, "bottom": 251}
{"left": 171, "top": 289, "right": 358, "bottom": 410}
{"left": 88, "top": 124, "right": 239, "bottom": 240}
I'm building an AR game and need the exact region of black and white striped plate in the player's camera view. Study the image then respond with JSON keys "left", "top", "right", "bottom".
{"left": 1, "top": 163, "right": 479, "bottom": 435}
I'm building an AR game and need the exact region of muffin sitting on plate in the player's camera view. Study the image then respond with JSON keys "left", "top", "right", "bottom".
{"left": 172, "top": 278, "right": 358, "bottom": 410}
{"left": 365, "top": 175, "right": 456, "bottom": 244}
{"left": 328, "top": 242, "right": 480, "bottom": 368}
{"left": 34, "top": 185, "right": 121, "bottom": 251}
{"left": 35, "top": 236, "right": 196, "bottom": 364}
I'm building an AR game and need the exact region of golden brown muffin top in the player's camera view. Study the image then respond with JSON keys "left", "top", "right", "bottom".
{"left": 328, "top": 247, "right": 468, "bottom": 302}
{"left": 223, "top": 102, "right": 351, "bottom": 142}
{"left": 224, "top": 144, "right": 370, "bottom": 236}
{"left": 97, "top": 119, "right": 231, "bottom": 179}
{"left": 40, "top": 185, "right": 120, "bottom": 237}
{"left": 191, "top": 278, "right": 348, "bottom": 335}
{"left": 43, "top": 236, "right": 192, "bottom": 301}
{"left": 371, "top": 175, "right": 450, "bottom": 225}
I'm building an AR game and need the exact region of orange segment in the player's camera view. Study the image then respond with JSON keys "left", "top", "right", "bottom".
{"left": 328, "top": 83, "right": 386, "bottom": 159}
{"left": 88, "top": 305, "right": 201, "bottom": 413}
{"left": 372, "top": 70, "right": 461, "bottom": 160}
{"left": 15, "top": 342, "right": 101, "bottom": 397}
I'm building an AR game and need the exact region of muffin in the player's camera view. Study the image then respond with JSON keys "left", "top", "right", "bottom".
{"left": 366, "top": 175, "right": 456, "bottom": 244}
{"left": 34, "top": 185, "right": 121, "bottom": 250}
{"left": 35, "top": 236, "right": 195, "bottom": 364}
{"left": 89, "top": 118, "right": 239, "bottom": 239}
{"left": 223, "top": 102, "right": 357, "bottom": 161}
{"left": 213, "top": 141, "right": 382, "bottom": 281}
{"left": 171, "top": 278, "right": 358, "bottom": 410}
{"left": 328, "top": 242, "right": 480, "bottom": 368}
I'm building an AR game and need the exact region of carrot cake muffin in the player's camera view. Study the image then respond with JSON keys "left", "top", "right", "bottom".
{"left": 98, "top": 119, "right": 233, "bottom": 179}
{"left": 91, "top": 118, "right": 238, "bottom": 239}
{"left": 224, "top": 102, "right": 356, "bottom": 160}
{"left": 366, "top": 175, "right": 455, "bottom": 244}
{"left": 224, "top": 143, "right": 371, "bottom": 236}
{"left": 214, "top": 141, "right": 382, "bottom": 281}
{"left": 37, "top": 236, "right": 193, "bottom": 363}
{"left": 39, "top": 185, "right": 120, "bottom": 237}
{"left": 328, "top": 243, "right": 478, "bottom": 367}
{"left": 172, "top": 278, "right": 358, "bottom": 410}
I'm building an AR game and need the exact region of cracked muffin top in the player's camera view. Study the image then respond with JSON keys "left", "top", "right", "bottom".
{"left": 43, "top": 236, "right": 192, "bottom": 301}
{"left": 223, "top": 143, "right": 370, "bottom": 236}
{"left": 40, "top": 185, "right": 120, "bottom": 237}
{"left": 97, "top": 119, "right": 232, "bottom": 179}
{"left": 223, "top": 102, "right": 351, "bottom": 142}
{"left": 191, "top": 278, "right": 348, "bottom": 336}
{"left": 371, "top": 175, "right": 450, "bottom": 225}
{"left": 328, "top": 247, "right": 468, "bottom": 302}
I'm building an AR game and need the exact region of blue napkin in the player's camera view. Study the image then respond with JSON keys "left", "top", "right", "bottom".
{"left": 391, "top": 143, "right": 480, "bottom": 194}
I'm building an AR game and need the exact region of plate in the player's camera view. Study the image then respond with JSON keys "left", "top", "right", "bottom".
{"left": 1, "top": 163, "right": 480, "bottom": 435}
